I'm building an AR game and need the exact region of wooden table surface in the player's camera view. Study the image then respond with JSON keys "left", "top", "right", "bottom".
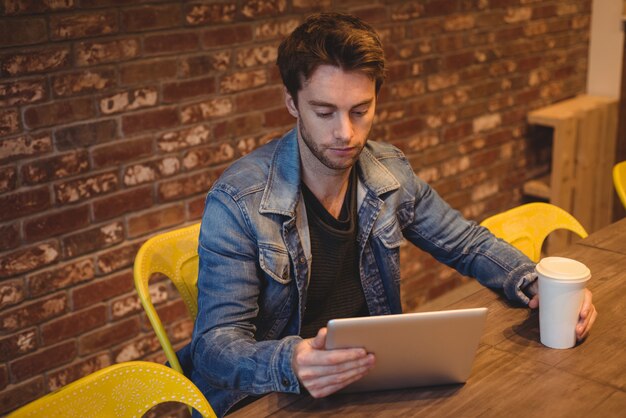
{"left": 230, "top": 218, "right": 626, "bottom": 418}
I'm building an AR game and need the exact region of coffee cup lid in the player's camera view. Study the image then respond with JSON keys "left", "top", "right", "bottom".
{"left": 536, "top": 257, "right": 590, "bottom": 281}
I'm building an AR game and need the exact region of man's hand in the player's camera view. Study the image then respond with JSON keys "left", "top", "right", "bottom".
{"left": 292, "top": 327, "right": 375, "bottom": 398}
{"left": 529, "top": 288, "right": 598, "bottom": 341}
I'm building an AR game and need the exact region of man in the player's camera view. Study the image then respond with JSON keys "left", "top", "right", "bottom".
{"left": 179, "top": 12, "right": 597, "bottom": 417}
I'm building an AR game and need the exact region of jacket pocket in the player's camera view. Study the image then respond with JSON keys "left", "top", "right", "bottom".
{"left": 258, "top": 245, "right": 292, "bottom": 284}
{"left": 374, "top": 219, "right": 405, "bottom": 249}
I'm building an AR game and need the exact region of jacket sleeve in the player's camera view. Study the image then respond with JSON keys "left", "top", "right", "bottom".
{"left": 402, "top": 172, "right": 537, "bottom": 305}
{"left": 190, "top": 188, "right": 302, "bottom": 395}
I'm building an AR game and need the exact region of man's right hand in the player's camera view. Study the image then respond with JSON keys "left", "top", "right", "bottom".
{"left": 291, "top": 327, "right": 375, "bottom": 398}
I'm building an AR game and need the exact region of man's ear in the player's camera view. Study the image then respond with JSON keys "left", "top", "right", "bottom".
{"left": 284, "top": 87, "right": 299, "bottom": 118}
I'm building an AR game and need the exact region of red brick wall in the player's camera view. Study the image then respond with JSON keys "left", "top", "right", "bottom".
{"left": 0, "top": 0, "right": 591, "bottom": 413}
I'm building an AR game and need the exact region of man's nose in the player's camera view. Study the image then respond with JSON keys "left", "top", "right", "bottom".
{"left": 334, "top": 113, "right": 354, "bottom": 141}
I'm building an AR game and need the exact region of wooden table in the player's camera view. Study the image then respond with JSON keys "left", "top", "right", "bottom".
{"left": 231, "top": 218, "right": 626, "bottom": 417}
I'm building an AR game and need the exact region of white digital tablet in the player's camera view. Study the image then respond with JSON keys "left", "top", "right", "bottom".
{"left": 325, "top": 307, "right": 488, "bottom": 393}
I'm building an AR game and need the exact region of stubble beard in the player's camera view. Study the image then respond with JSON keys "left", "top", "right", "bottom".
{"left": 298, "top": 119, "right": 366, "bottom": 171}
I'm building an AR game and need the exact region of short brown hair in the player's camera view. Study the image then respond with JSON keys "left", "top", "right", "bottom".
{"left": 276, "top": 12, "right": 386, "bottom": 106}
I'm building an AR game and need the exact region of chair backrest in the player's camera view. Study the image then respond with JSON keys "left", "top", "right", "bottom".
{"left": 480, "top": 202, "right": 588, "bottom": 262}
{"left": 133, "top": 223, "right": 201, "bottom": 374}
{"left": 8, "top": 361, "right": 216, "bottom": 418}
{"left": 613, "top": 161, "right": 626, "bottom": 210}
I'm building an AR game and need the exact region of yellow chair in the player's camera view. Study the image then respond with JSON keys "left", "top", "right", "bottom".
{"left": 480, "top": 202, "right": 588, "bottom": 262}
{"left": 133, "top": 223, "right": 201, "bottom": 374}
{"left": 613, "top": 161, "right": 626, "bottom": 209}
{"left": 8, "top": 361, "right": 217, "bottom": 418}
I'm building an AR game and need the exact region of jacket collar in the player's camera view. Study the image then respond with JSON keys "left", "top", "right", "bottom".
{"left": 260, "top": 128, "right": 400, "bottom": 216}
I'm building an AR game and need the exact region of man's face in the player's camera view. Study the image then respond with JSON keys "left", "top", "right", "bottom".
{"left": 285, "top": 65, "right": 376, "bottom": 174}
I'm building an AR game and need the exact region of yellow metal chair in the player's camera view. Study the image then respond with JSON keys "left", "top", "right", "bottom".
{"left": 480, "top": 202, "right": 588, "bottom": 262}
{"left": 133, "top": 223, "right": 201, "bottom": 374}
{"left": 613, "top": 161, "right": 626, "bottom": 210}
{"left": 8, "top": 361, "right": 216, "bottom": 418}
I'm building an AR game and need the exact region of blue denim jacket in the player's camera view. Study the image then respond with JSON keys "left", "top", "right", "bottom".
{"left": 179, "top": 128, "right": 536, "bottom": 417}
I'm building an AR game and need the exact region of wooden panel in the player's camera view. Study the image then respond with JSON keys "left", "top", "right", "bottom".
{"left": 525, "top": 95, "right": 618, "bottom": 252}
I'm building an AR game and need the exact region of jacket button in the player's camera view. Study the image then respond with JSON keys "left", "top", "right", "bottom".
{"left": 299, "top": 256, "right": 306, "bottom": 264}
{"left": 282, "top": 377, "right": 290, "bottom": 387}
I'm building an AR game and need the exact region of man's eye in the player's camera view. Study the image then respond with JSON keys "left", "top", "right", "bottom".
{"left": 316, "top": 112, "right": 332, "bottom": 119}
{"left": 352, "top": 111, "right": 366, "bottom": 117}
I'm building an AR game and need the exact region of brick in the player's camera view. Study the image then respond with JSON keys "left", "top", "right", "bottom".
{"left": 427, "top": 73, "right": 459, "bottom": 91}
{"left": 75, "top": 38, "right": 140, "bottom": 66}
{"left": 0, "top": 186, "right": 51, "bottom": 222}
{"left": 123, "top": 157, "right": 180, "bottom": 186}
{"left": 144, "top": 31, "right": 199, "bottom": 55}
{"left": 234, "top": 86, "right": 283, "bottom": 113}
{"left": 201, "top": 25, "right": 253, "bottom": 48}
{"left": 54, "top": 171, "right": 118, "bottom": 204}
{"left": 121, "top": 107, "right": 179, "bottom": 136}
{"left": 10, "top": 340, "right": 76, "bottom": 382}
{"left": 72, "top": 270, "right": 134, "bottom": 310}
{"left": 21, "top": 150, "right": 89, "bottom": 185}
{"left": 473, "top": 113, "right": 502, "bottom": 133}
{"left": 2, "top": 0, "right": 75, "bottom": 15}
{"left": 78, "top": 317, "right": 140, "bottom": 355}
{"left": 113, "top": 333, "right": 160, "bottom": 362}
{"left": 46, "top": 352, "right": 110, "bottom": 391}
{"left": 213, "top": 113, "right": 264, "bottom": 140}
{"left": 162, "top": 77, "right": 216, "bottom": 103}
{"left": 423, "top": 0, "right": 458, "bottom": 16}
{"left": 390, "top": 118, "right": 426, "bottom": 139}
{"left": 158, "top": 124, "right": 212, "bottom": 152}
{"left": 0, "top": 365, "right": 6, "bottom": 390}
{"left": 27, "top": 258, "right": 95, "bottom": 297}
{"left": 0, "top": 108, "right": 20, "bottom": 136}
{"left": 99, "top": 87, "right": 158, "bottom": 115}
{"left": 0, "top": 376, "right": 45, "bottom": 416}
{"left": 0, "top": 17, "right": 47, "bottom": 47}
{"left": 188, "top": 195, "right": 206, "bottom": 219}
{"left": 157, "top": 170, "right": 214, "bottom": 202}
{"left": 0, "top": 223, "right": 20, "bottom": 251}
{"left": 55, "top": 119, "right": 118, "bottom": 150}
{"left": 24, "top": 97, "right": 95, "bottom": 129}
{"left": 235, "top": 131, "right": 281, "bottom": 156}
{"left": 0, "top": 293, "right": 66, "bottom": 333}
{"left": 264, "top": 107, "right": 293, "bottom": 128}
{"left": 220, "top": 69, "right": 267, "bottom": 93}
{"left": 180, "top": 97, "right": 233, "bottom": 124}
{"left": 62, "top": 221, "right": 123, "bottom": 258}
{"left": 504, "top": 7, "right": 532, "bottom": 23}
{"left": 0, "top": 78, "right": 47, "bottom": 107}
{"left": 241, "top": 0, "right": 287, "bottom": 18}
{"left": 254, "top": 18, "right": 300, "bottom": 40}
{"left": 168, "top": 318, "right": 194, "bottom": 344}
{"left": 110, "top": 293, "right": 142, "bottom": 319}
{"left": 91, "top": 136, "right": 152, "bottom": 168}
{"left": 92, "top": 186, "right": 153, "bottom": 221}
{"left": 390, "top": 79, "right": 425, "bottom": 99}
{"left": 236, "top": 44, "right": 278, "bottom": 68}
{"left": 0, "top": 242, "right": 59, "bottom": 279}
{"left": 122, "top": 4, "right": 182, "bottom": 31}
{"left": 24, "top": 205, "right": 90, "bottom": 243}
{"left": 50, "top": 11, "right": 117, "bottom": 40}
{"left": 443, "top": 121, "right": 472, "bottom": 142}
{"left": 41, "top": 305, "right": 107, "bottom": 346}
{"left": 96, "top": 242, "right": 141, "bottom": 274}
{"left": 51, "top": 67, "right": 116, "bottom": 97}
{"left": 127, "top": 204, "right": 185, "bottom": 238}
{"left": 184, "top": 2, "right": 236, "bottom": 25}
{"left": 183, "top": 142, "right": 236, "bottom": 169}
{"left": 0, "top": 46, "right": 70, "bottom": 77}
{"left": 120, "top": 58, "right": 177, "bottom": 85}
{"left": 0, "top": 279, "right": 24, "bottom": 311}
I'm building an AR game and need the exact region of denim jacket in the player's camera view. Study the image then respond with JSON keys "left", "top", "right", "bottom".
{"left": 179, "top": 128, "right": 536, "bottom": 417}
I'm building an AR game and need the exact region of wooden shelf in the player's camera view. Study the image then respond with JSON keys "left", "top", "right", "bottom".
{"left": 523, "top": 174, "right": 551, "bottom": 200}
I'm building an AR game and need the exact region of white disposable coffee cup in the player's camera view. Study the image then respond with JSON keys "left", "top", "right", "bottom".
{"left": 536, "top": 257, "right": 591, "bottom": 349}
